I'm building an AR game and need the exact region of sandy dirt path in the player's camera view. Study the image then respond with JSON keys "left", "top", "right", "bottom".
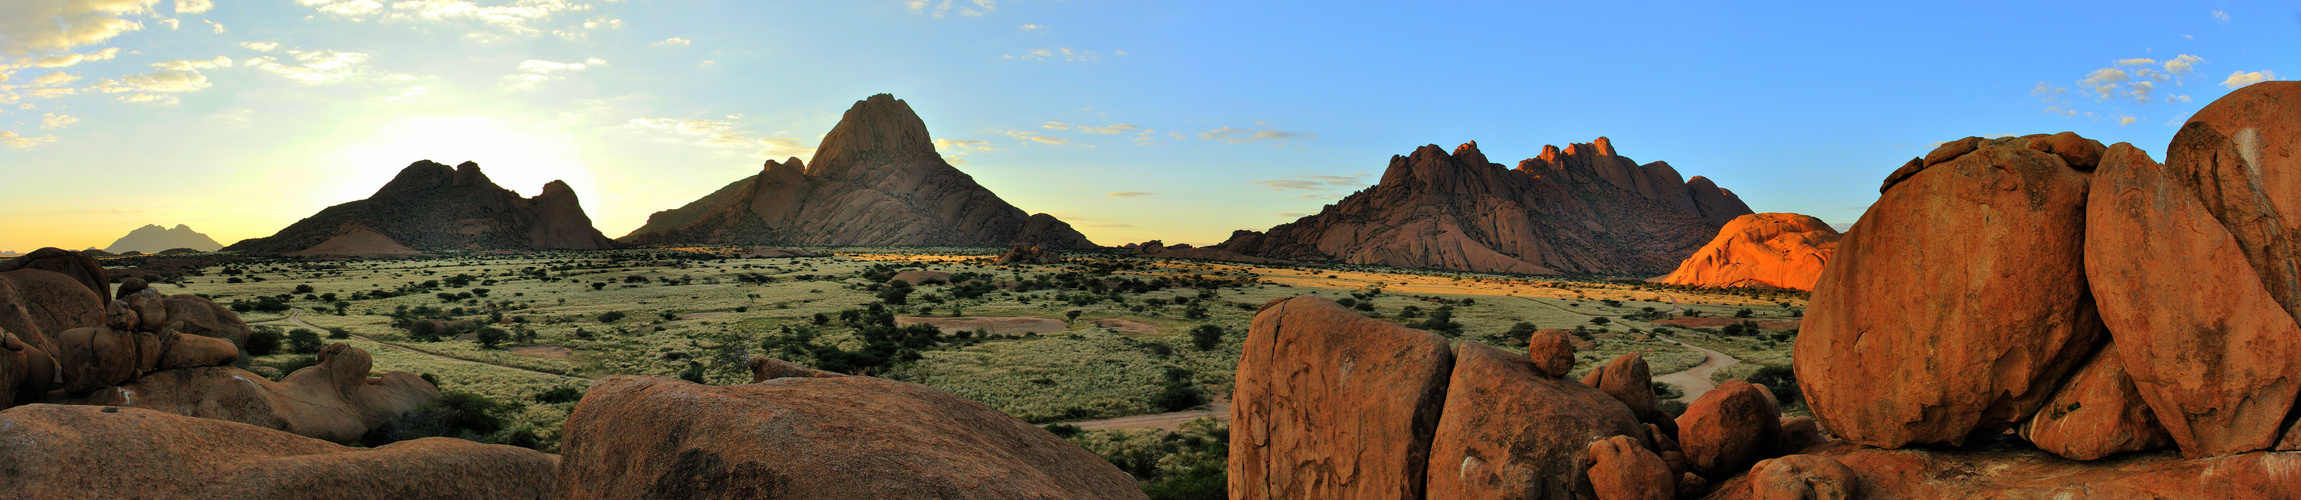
{"left": 1651, "top": 336, "right": 1738, "bottom": 402}
{"left": 1065, "top": 397, "right": 1232, "bottom": 431}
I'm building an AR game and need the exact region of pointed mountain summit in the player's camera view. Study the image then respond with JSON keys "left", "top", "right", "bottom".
{"left": 102, "top": 224, "right": 224, "bottom": 254}
{"left": 1215, "top": 138, "right": 1752, "bottom": 275}
{"left": 619, "top": 94, "right": 1096, "bottom": 248}
{"left": 224, "top": 161, "right": 616, "bottom": 254}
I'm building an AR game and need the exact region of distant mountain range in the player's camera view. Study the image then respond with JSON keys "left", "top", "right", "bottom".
{"left": 618, "top": 94, "right": 1095, "bottom": 249}
{"left": 102, "top": 224, "right": 223, "bottom": 254}
{"left": 1214, "top": 138, "right": 1752, "bottom": 275}
{"left": 223, "top": 161, "right": 616, "bottom": 256}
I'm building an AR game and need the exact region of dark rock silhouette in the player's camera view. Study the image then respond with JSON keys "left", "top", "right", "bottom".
{"left": 224, "top": 161, "right": 615, "bottom": 254}
{"left": 101, "top": 224, "right": 222, "bottom": 254}
{"left": 619, "top": 94, "right": 1096, "bottom": 249}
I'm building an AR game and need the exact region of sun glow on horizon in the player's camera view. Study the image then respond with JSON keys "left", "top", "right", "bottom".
{"left": 326, "top": 116, "right": 603, "bottom": 211}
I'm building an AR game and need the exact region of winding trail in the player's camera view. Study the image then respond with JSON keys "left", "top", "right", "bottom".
{"left": 264, "top": 308, "right": 591, "bottom": 382}
{"left": 1651, "top": 335, "right": 1738, "bottom": 402}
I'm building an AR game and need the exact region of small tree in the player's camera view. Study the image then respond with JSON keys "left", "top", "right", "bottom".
{"left": 1190, "top": 325, "right": 1224, "bottom": 351}
{"left": 245, "top": 327, "right": 284, "bottom": 356}
{"left": 476, "top": 327, "right": 508, "bottom": 350}
{"left": 1734, "top": 308, "right": 1754, "bottom": 318}
{"left": 286, "top": 328, "right": 323, "bottom": 354}
{"left": 1589, "top": 316, "right": 1612, "bottom": 326}
{"left": 1064, "top": 310, "right": 1083, "bottom": 323}
{"left": 598, "top": 311, "right": 628, "bottom": 323}
{"left": 326, "top": 327, "right": 351, "bottom": 339}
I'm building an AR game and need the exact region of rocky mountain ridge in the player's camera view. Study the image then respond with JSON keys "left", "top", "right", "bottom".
{"left": 223, "top": 161, "right": 616, "bottom": 254}
{"left": 1215, "top": 138, "right": 1752, "bottom": 275}
{"left": 101, "top": 224, "right": 222, "bottom": 254}
{"left": 618, "top": 94, "right": 1096, "bottom": 249}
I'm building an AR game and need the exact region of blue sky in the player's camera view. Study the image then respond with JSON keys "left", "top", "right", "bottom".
{"left": 1, "top": 0, "right": 2293, "bottom": 251}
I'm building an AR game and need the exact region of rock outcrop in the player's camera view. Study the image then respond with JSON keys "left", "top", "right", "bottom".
{"left": 1135, "top": 240, "right": 1292, "bottom": 265}
{"left": 0, "top": 264, "right": 105, "bottom": 359}
{"left": 2016, "top": 339, "right": 2173, "bottom": 461}
{"left": 1675, "top": 380, "right": 1783, "bottom": 480}
{"left": 1212, "top": 139, "right": 1753, "bottom": 275}
{"left": 0, "top": 404, "right": 557, "bottom": 499}
{"left": 618, "top": 94, "right": 1097, "bottom": 249}
{"left": 1426, "top": 342, "right": 1645, "bottom": 499}
{"left": 2090, "top": 141, "right": 2301, "bottom": 457}
{"left": 1586, "top": 435, "right": 1675, "bottom": 500}
{"left": 0, "top": 248, "right": 109, "bottom": 299}
{"left": 69, "top": 344, "right": 436, "bottom": 443}
{"left": 224, "top": 161, "right": 616, "bottom": 254}
{"left": 1705, "top": 445, "right": 2301, "bottom": 499}
{"left": 1230, "top": 297, "right": 1455, "bottom": 499}
{"left": 995, "top": 245, "right": 1062, "bottom": 264}
{"left": 101, "top": 224, "right": 223, "bottom": 254}
{"left": 557, "top": 373, "right": 1142, "bottom": 499}
{"left": 1798, "top": 134, "right": 2105, "bottom": 449}
{"left": 1581, "top": 352, "right": 1678, "bottom": 436}
{"left": 1653, "top": 213, "right": 1841, "bottom": 290}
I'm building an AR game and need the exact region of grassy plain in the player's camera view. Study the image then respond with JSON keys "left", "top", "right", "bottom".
{"left": 155, "top": 248, "right": 1804, "bottom": 453}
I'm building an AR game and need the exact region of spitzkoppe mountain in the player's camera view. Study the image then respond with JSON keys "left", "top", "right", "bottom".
{"left": 101, "top": 225, "right": 224, "bottom": 254}
{"left": 223, "top": 161, "right": 616, "bottom": 255}
{"left": 617, "top": 94, "right": 1095, "bottom": 249}
{"left": 1214, "top": 138, "right": 1753, "bottom": 275}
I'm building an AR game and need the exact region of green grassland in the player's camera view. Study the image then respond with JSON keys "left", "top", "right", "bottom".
{"left": 153, "top": 248, "right": 1802, "bottom": 454}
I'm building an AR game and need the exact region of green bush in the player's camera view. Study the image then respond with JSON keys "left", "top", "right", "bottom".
{"left": 1189, "top": 325, "right": 1224, "bottom": 351}
{"left": 361, "top": 390, "right": 521, "bottom": 448}
{"left": 286, "top": 328, "right": 323, "bottom": 354}
{"left": 1749, "top": 364, "right": 1801, "bottom": 406}
{"left": 597, "top": 311, "right": 627, "bottom": 323}
{"left": 245, "top": 327, "right": 283, "bottom": 356}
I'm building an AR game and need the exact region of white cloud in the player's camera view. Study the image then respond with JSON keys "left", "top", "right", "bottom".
{"left": 150, "top": 55, "right": 231, "bottom": 71}
{"left": 1250, "top": 173, "right": 1368, "bottom": 192}
{"left": 2212, "top": 10, "right": 2229, "bottom": 23}
{"left": 174, "top": 0, "right": 212, "bottom": 14}
{"left": 2165, "top": 55, "right": 2203, "bottom": 76}
{"left": 40, "top": 113, "right": 78, "bottom": 129}
{"left": 0, "top": 130, "right": 59, "bottom": 148}
{"left": 651, "top": 36, "right": 691, "bottom": 46}
{"left": 29, "top": 47, "right": 121, "bottom": 68}
{"left": 1002, "top": 130, "right": 1070, "bottom": 145}
{"left": 626, "top": 116, "right": 815, "bottom": 158}
{"left": 933, "top": 138, "right": 998, "bottom": 153}
{"left": 2118, "top": 115, "right": 2137, "bottom": 126}
{"left": 1009, "top": 47, "right": 1100, "bottom": 62}
{"left": 1018, "top": 24, "right": 1039, "bottom": 30}
{"left": 0, "top": 0, "right": 157, "bottom": 55}
{"left": 204, "top": 19, "right": 225, "bottom": 34}
{"left": 245, "top": 49, "right": 371, "bottom": 84}
{"left": 1199, "top": 126, "right": 1317, "bottom": 144}
{"left": 92, "top": 65, "right": 213, "bottom": 103}
{"left": 502, "top": 57, "right": 604, "bottom": 90}
{"left": 2224, "top": 70, "right": 2277, "bottom": 89}
{"left": 32, "top": 71, "right": 82, "bottom": 86}
{"left": 908, "top": 0, "right": 994, "bottom": 18}
{"left": 385, "top": 85, "right": 428, "bottom": 103}
{"left": 1107, "top": 192, "right": 1154, "bottom": 198}
{"left": 238, "top": 41, "right": 280, "bottom": 52}
{"left": 295, "top": 0, "right": 600, "bottom": 38}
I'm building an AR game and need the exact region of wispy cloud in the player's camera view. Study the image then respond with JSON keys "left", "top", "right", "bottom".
{"left": 1002, "top": 130, "right": 1071, "bottom": 145}
{"left": 1006, "top": 48, "right": 1101, "bottom": 62}
{"left": 907, "top": 0, "right": 995, "bottom": 18}
{"left": 0, "top": 1, "right": 154, "bottom": 55}
{"left": 627, "top": 116, "right": 815, "bottom": 158}
{"left": 296, "top": 0, "right": 610, "bottom": 40}
{"left": 1249, "top": 172, "right": 1368, "bottom": 191}
{"left": 1043, "top": 121, "right": 1138, "bottom": 134}
{"left": 651, "top": 37, "right": 691, "bottom": 46}
{"left": 238, "top": 41, "right": 280, "bottom": 52}
{"left": 502, "top": 57, "right": 605, "bottom": 90}
{"left": 1107, "top": 191, "right": 1155, "bottom": 198}
{"left": 2037, "top": 55, "right": 2209, "bottom": 121}
{"left": 0, "top": 131, "right": 57, "bottom": 149}
{"left": 932, "top": 138, "right": 998, "bottom": 153}
{"left": 40, "top": 113, "right": 78, "bottom": 129}
{"left": 2212, "top": 9, "right": 2229, "bottom": 23}
{"left": 245, "top": 49, "right": 372, "bottom": 85}
{"left": 1018, "top": 23, "right": 1039, "bottom": 30}
{"left": 1199, "top": 126, "right": 1318, "bottom": 144}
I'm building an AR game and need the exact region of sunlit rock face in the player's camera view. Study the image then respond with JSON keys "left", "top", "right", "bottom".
{"left": 1214, "top": 138, "right": 1752, "bottom": 275}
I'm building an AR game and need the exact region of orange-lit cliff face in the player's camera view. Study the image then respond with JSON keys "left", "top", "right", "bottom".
{"left": 1655, "top": 213, "right": 1841, "bottom": 291}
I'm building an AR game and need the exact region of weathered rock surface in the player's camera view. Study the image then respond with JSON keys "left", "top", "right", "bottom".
{"left": 1676, "top": 380, "right": 1782, "bottom": 480}
{"left": 1231, "top": 296, "right": 1454, "bottom": 499}
{"left": 2016, "top": 338, "right": 2173, "bottom": 460}
{"left": 1526, "top": 329, "right": 1577, "bottom": 378}
{"left": 1581, "top": 352, "right": 1678, "bottom": 436}
{"left": 225, "top": 161, "right": 616, "bottom": 253}
{"left": 558, "top": 374, "right": 1142, "bottom": 499}
{"left": 2162, "top": 81, "right": 2301, "bottom": 324}
{"left": 2086, "top": 142, "right": 2301, "bottom": 457}
{"left": 0, "top": 330, "right": 53, "bottom": 405}
{"left": 1743, "top": 454, "right": 1858, "bottom": 500}
{"left": 1135, "top": 240, "right": 1292, "bottom": 265}
{"left": 746, "top": 355, "right": 843, "bottom": 382}
{"left": 0, "top": 404, "right": 557, "bottom": 499}
{"left": 1586, "top": 435, "right": 1675, "bottom": 500}
{"left": 1426, "top": 342, "right": 1645, "bottom": 499}
{"left": 1654, "top": 213, "right": 1841, "bottom": 291}
{"left": 619, "top": 94, "right": 1097, "bottom": 249}
{"left": 1213, "top": 139, "right": 1752, "bottom": 275}
{"left": 1798, "top": 135, "right": 2104, "bottom": 449}
{"left": 283, "top": 226, "right": 429, "bottom": 258}
{"left": 0, "top": 248, "right": 109, "bottom": 299}
{"left": 995, "top": 245, "right": 1062, "bottom": 264}
{"left": 0, "top": 266, "right": 105, "bottom": 356}
{"left": 67, "top": 344, "right": 435, "bottom": 443}
{"left": 158, "top": 293, "right": 251, "bottom": 344}
{"left": 1703, "top": 445, "right": 2301, "bottom": 499}
{"left": 101, "top": 224, "right": 223, "bottom": 254}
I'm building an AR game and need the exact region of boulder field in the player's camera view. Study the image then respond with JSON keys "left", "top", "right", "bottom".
{"left": 1230, "top": 296, "right": 1812, "bottom": 499}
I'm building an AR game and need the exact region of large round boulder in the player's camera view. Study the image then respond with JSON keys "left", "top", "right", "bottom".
{"left": 1676, "top": 379, "right": 1783, "bottom": 479}
{"left": 0, "top": 268, "right": 106, "bottom": 356}
{"left": 69, "top": 344, "right": 430, "bottom": 443}
{"left": 1586, "top": 434, "right": 1675, "bottom": 500}
{"left": 1580, "top": 352, "right": 1677, "bottom": 436}
{"left": 2086, "top": 141, "right": 2301, "bottom": 457}
{"left": 0, "top": 404, "right": 556, "bottom": 498}
{"left": 1799, "top": 135, "right": 2105, "bottom": 448}
{"left": 2016, "top": 338, "right": 2173, "bottom": 460}
{"left": 557, "top": 374, "right": 1144, "bottom": 499}
{"left": 1425, "top": 342, "right": 1646, "bottom": 499}
{"left": 1230, "top": 297, "right": 1455, "bottom": 499}
{"left": 0, "top": 248, "right": 108, "bottom": 300}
